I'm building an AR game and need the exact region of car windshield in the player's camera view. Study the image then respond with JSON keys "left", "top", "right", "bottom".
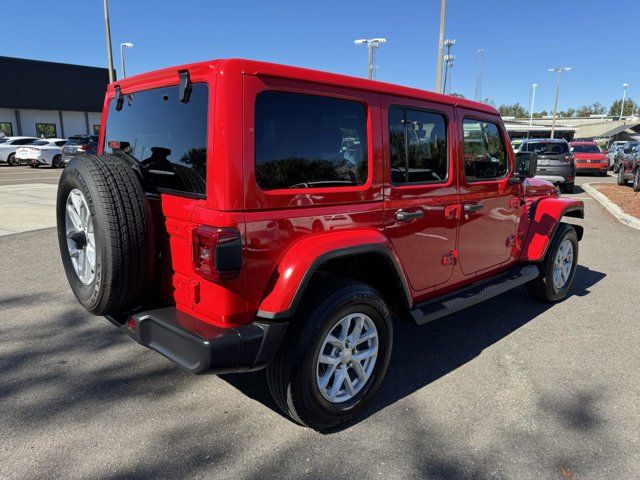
{"left": 525, "top": 142, "right": 569, "bottom": 154}
{"left": 571, "top": 144, "right": 600, "bottom": 153}
{"left": 29, "top": 140, "right": 49, "bottom": 146}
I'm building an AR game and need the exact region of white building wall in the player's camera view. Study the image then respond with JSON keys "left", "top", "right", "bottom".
{"left": 62, "top": 111, "right": 88, "bottom": 137}
{"left": 19, "top": 109, "right": 61, "bottom": 138}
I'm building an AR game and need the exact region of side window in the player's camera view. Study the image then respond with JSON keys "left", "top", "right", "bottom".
{"left": 462, "top": 119, "right": 508, "bottom": 181}
{"left": 389, "top": 107, "right": 447, "bottom": 184}
{"left": 255, "top": 91, "right": 368, "bottom": 190}
{"left": 55, "top": 141, "right": 66, "bottom": 146}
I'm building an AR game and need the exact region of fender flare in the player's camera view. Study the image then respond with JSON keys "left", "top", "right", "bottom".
{"left": 521, "top": 197, "right": 584, "bottom": 262}
{"left": 256, "top": 229, "right": 411, "bottom": 320}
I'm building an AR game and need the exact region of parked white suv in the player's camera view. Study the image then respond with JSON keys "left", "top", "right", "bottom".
{"left": 0, "top": 137, "right": 39, "bottom": 166}
{"left": 15, "top": 138, "right": 67, "bottom": 168}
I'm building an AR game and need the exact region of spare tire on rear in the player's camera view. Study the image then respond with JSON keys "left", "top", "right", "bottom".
{"left": 56, "top": 154, "right": 156, "bottom": 316}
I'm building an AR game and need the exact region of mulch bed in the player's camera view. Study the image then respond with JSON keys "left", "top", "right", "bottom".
{"left": 591, "top": 183, "right": 640, "bottom": 218}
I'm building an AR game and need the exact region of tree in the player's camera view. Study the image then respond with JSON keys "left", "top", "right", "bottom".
{"left": 450, "top": 92, "right": 465, "bottom": 98}
{"left": 576, "top": 102, "right": 606, "bottom": 117}
{"left": 498, "top": 103, "right": 528, "bottom": 117}
{"left": 608, "top": 97, "right": 638, "bottom": 117}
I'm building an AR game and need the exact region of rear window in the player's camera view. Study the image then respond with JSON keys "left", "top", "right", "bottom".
{"left": 255, "top": 91, "right": 368, "bottom": 190}
{"left": 66, "top": 137, "right": 89, "bottom": 145}
{"left": 525, "top": 142, "right": 569, "bottom": 155}
{"left": 571, "top": 144, "right": 600, "bottom": 153}
{"left": 104, "top": 84, "right": 208, "bottom": 197}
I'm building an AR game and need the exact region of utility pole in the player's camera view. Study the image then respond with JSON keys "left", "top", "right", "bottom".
{"left": 435, "top": 0, "right": 447, "bottom": 92}
{"left": 528, "top": 83, "right": 538, "bottom": 138}
{"left": 474, "top": 49, "right": 484, "bottom": 101}
{"left": 354, "top": 38, "right": 386, "bottom": 79}
{"left": 120, "top": 42, "right": 134, "bottom": 78}
{"left": 442, "top": 39, "right": 456, "bottom": 95}
{"left": 620, "top": 82, "right": 629, "bottom": 118}
{"left": 102, "top": 0, "right": 116, "bottom": 82}
{"left": 548, "top": 67, "right": 571, "bottom": 139}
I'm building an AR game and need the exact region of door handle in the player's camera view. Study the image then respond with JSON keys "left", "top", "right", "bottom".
{"left": 463, "top": 202, "right": 484, "bottom": 212}
{"left": 396, "top": 209, "right": 424, "bottom": 222}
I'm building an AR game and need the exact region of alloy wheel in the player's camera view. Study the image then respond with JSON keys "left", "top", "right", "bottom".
{"left": 316, "top": 312, "right": 379, "bottom": 404}
{"left": 552, "top": 239, "right": 573, "bottom": 290}
{"left": 65, "top": 189, "right": 96, "bottom": 285}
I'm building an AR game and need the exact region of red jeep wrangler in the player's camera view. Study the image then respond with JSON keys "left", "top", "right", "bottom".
{"left": 57, "top": 59, "right": 584, "bottom": 430}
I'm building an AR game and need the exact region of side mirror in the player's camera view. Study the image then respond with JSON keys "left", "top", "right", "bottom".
{"left": 514, "top": 151, "right": 538, "bottom": 178}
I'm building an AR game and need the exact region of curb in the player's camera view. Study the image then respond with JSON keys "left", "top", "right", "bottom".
{"left": 582, "top": 183, "right": 640, "bottom": 230}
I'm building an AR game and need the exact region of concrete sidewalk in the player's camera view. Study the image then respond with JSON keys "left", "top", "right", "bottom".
{"left": 0, "top": 183, "right": 58, "bottom": 236}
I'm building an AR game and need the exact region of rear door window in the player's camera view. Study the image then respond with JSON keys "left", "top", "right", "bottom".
{"left": 255, "top": 91, "right": 368, "bottom": 190}
{"left": 388, "top": 107, "right": 448, "bottom": 184}
{"left": 104, "top": 84, "right": 208, "bottom": 197}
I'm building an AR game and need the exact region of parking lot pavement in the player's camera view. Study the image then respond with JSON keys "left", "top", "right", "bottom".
{"left": 1, "top": 172, "right": 639, "bottom": 479}
{"left": 0, "top": 164, "right": 62, "bottom": 186}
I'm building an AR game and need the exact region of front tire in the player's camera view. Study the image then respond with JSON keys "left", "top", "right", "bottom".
{"left": 267, "top": 278, "right": 392, "bottom": 431}
{"left": 617, "top": 166, "right": 628, "bottom": 186}
{"left": 527, "top": 223, "right": 578, "bottom": 303}
{"left": 8, "top": 153, "right": 18, "bottom": 166}
{"left": 633, "top": 169, "right": 640, "bottom": 192}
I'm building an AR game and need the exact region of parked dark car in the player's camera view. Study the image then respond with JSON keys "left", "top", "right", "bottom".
{"left": 516, "top": 139, "right": 575, "bottom": 193}
{"left": 61, "top": 135, "right": 98, "bottom": 166}
{"left": 612, "top": 141, "right": 639, "bottom": 173}
{"left": 617, "top": 145, "right": 640, "bottom": 191}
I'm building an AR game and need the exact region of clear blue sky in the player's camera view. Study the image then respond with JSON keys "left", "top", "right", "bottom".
{"left": 5, "top": 0, "right": 638, "bottom": 112}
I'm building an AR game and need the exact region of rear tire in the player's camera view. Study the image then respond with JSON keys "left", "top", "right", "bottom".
{"left": 56, "top": 154, "right": 156, "bottom": 316}
{"left": 527, "top": 223, "right": 578, "bottom": 303}
{"left": 617, "top": 166, "right": 628, "bottom": 186}
{"left": 52, "top": 155, "right": 62, "bottom": 168}
{"left": 7, "top": 153, "right": 17, "bottom": 166}
{"left": 267, "top": 278, "right": 393, "bottom": 431}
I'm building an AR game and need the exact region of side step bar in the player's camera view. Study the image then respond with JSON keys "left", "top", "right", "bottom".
{"left": 410, "top": 264, "right": 539, "bottom": 325}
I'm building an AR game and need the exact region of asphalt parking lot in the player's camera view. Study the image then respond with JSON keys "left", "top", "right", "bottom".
{"left": 1, "top": 167, "right": 638, "bottom": 479}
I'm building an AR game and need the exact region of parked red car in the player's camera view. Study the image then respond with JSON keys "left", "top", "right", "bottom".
{"left": 569, "top": 141, "right": 608, "bottom": 176}
{"left": 56, "top": 59, "right": 584, "bottom": 430}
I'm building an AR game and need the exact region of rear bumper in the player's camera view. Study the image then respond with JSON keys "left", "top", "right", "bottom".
{"left": 107, "top": 307, "right": 288, "bottom": 374}
{"left": 535, "top": 165, "right": 575, "bottom": 184}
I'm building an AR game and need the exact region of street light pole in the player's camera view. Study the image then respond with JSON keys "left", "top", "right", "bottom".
{"left": 102, "top": 0, "right": 115, "bottom": 82}
{"left": 548, "top": 66, "right": 571, "bottom": 139}
{"left": 435, "top": 0, "right": 447, "bottom": 93}
{"left": 620, "top": 82, "right": 629, "bottom": 118}
{"left": 528, "top": 83, "right": 538, "bottom": 138}
{"left": 120, "top": 42, "right": 134, "bottom": 78}
{"left": 474, "top": 49, "right": 484, "bottom": 101}
{"left": 354, "top": 38, "right": 386, "bottom": 79}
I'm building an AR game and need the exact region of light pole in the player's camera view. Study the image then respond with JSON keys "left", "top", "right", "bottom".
{"left": 548, "top": 67, "right": 571, "bottom": 139}
{"left": 528, "top": 83, "right": 538, "bottom": 138}
{"left": 102, "top": 0, "right": 115, "bottom": 82}
{"left": 354, "top": 38, "right": 386, "bottom": 79}
{"left": 620, "top": 82, "right": 629, "bottom": 118}
{"left": 442, "top": 39, "right": 456, "bottom": 94}
{"left": 474, "top": 49, "right": 484, "bottom": 101}
{"left": 435, "top": 0, "right": 447, "bottom": 92}
{"left": 120, "top": 42, "right": 134, "bottom": 78}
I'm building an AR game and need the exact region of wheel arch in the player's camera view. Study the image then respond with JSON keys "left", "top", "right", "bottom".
{"left": 256, "top": 231, "right": 411, "bottom": 320}
{"left": 520, "top": 198, "right": 584, "bottom": 262}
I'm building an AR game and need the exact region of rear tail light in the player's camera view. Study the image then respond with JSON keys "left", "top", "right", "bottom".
{"left": 79, "top": 144, "right": 90, "bottom": 152}
{"left": 564, "top": 154, "right": 574, "bottom": 162}
{"left": 192, "top": 226, "right": 242, "bottom": 281}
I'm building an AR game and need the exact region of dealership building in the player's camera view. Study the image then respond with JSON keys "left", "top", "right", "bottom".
{"left": 0, "top": 56, "right": 108, "bottom": 139}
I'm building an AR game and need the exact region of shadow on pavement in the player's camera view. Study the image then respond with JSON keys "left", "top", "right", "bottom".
{"left": 222, "top": 264, "right": 606, "bottom": 431}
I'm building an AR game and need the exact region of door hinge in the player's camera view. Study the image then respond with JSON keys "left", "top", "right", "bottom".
{"left": 441, "top": 249, "right": 459, "bottom": 266}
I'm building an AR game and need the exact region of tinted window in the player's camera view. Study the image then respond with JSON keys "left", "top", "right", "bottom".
{"left": 11, "top": 138, "right": 36, "bottom": 145}
{"left": 463, "top": 119, "right": 508, "bottom": 181}
{"left": 30, "top": 140, "right": 48, "bottom": 146}
{"left": 570, "top": 144, "right": 600, "bottom": 153}
{"left": 389, "top": 107, "right": 447, "bottom": 184}
{"left": 525, "top": 141, "right": 569, "bottom": 154}
{"left": 255, "top": 91, "right": 367, "bottom": 190}
{"left": 66, "top": 137, "right": 89, "bottom": 145}
{"left": 105, "top": 84, "right": 208, "bottom": 197}
{"left": 55, "top": 141, "right": 66, "bottom": 146}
